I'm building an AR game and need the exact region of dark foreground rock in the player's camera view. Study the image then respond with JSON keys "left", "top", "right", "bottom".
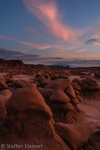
{"left": 0, "top": 84, "right": 71, "bottom": 150}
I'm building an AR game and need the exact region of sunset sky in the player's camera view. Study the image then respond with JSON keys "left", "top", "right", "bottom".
{"left": 0, "top": 0, "right": 100, "bottom": 67}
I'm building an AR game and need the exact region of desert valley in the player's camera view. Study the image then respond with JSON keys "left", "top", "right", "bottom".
{"left": 0, "top": 59, "right": 100, "bottom": 150}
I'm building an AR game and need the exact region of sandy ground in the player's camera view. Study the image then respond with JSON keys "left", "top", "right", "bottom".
{"left": 0, "top": 73, "right": 7, "bottom": 77}
{"left": 78, "top": 98, "right": 100, "bottom": 132}
{"left": 13, "top": 74, "right": 35, "bottom": 82}
{"left": 68, "top": 75, "right": 81, "bottom": 81}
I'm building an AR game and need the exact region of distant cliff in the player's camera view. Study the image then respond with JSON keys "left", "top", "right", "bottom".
{"left": 0, "top": 59, "right": 71, "bottom": 69}
{"left": 0, "top": 59, "right": 24, "bottom": 68}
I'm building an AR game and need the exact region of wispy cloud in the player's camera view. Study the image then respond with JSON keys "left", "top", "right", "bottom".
{"left": 76, "top": 49, "right": 87, "bottom": 53}
{"left": 23, "top": 0, "right": 88, "bottom": 43}
{"left": 0, "top": 35, "right": 51, "bottom": 50}
{"left": 91, "top": 53, "right": 100, "bottom": 56}
{"left": 0, "top": 48, "right": 39, "bottom": 60}
{"left": 85, "top": 38, "right": 100, "bottom": 44}
{"left": 95, "top": 43, "right": 100, "bottom": 46}
{"left": 0, "top": 48, "right": 63, "bottom": 62}
{"left": 55, "top": 51, "right": 72, "bottom": 56}
{"left": 21, "top": 50, "right": 31, "bottom": 54}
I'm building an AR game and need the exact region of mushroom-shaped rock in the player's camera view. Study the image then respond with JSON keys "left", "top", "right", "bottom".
{"left": 13, "top": 80, "right": 26, "bottom": 88}
{"left": 0, "top": 99, "right": 7, "bottom": 125}
{"left": 77, "top": 95, "right": 83, "bottom": 102}
{"left": 50, "top": 90, "right": 70, "bottom": 103}
{"left": 85, "top": 77, "right": 99, "bottom": 87}
{"left": 90, "top": 85, "right": 100, "bottom": 90}
{"left": 0, "top": 90, "right": 12, "bottom": 124}
{"left": 5, "top": 84, "right": 52, "bottom": 119}
{"left": 59, "top": 70, "right": 70, "bottom": 76}
{"left": 58, "top": 70, "right": 68, "bottom": 79}
{"left": 44, "top": 73, "right": 50, "bottom": 79}
{"left": 0, "top": 84, "right": 71, "bottom": 150}
{"left": 72, "top": 78, "right": 82, "bottom": 85}
{"left": 38, "top": 74, "right": 46, "bottom": 85}
{"left": 52, "top": 102, "right": 74, "bottom": 111}
{"left": 0, "top": 80, "right": 8, "bottom": 90}
{"left": 54, "top": 122, "right": 93, "bottom": 150}
{"left": 42, "top": 80, "right": 52, "bottom": 87}
{"left": 21, "top": 79, "right": 30, "bottom": 85}
{"left": 89, "top": 90, "right": 100, "bottom": 98}
{"left": 59, "top": 74, "right": 68, "bottom": 79}
{"left": 74, "top": 90, "right": 80, "bottom": 95}
{"left": 45, "top": 78, "right": 71, "bottom": 91}
{"left": 0, "top": 89, "right": 12, "bottom": 103}
{"left": 33, "top": 81, "right": 40, "bottom": 86}
{"left": 51, "top": 74, "right": 59, "bottom": 80}
{"left": 37, "top": 87, "right": 53, "bottom": 98}
{"left": 0, "top": 89, "right": 12, "bottom": 96}
{"left": 6, "top": 78, "right": 15, "bottom": 83}
{"left": 0, "top": 76, "right": 5, "bottom": 81}
{"left": 71, "top": 82, "right": 81, "bottom": 91}
{"left": 73, "top": 79, "right": 89, "bottom": 89}
{"left": 80, "top": 82, "right": 89, "bottom": 89}
{"left": 71, "top": 98, "right": 79, "bottom": 105}
{"left": 65, "top": 85, "right": 76, "bottom": 99}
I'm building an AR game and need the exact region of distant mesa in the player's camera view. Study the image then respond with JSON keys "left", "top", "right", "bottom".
{"left": 0, "top": 59, "right": 24, "bottom": 68}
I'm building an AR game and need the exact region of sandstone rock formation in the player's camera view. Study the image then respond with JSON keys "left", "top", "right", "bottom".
{"left": 0, "top": 89, "right": 12, "bottom": 125}
{"left": 0, "top": 60, "right": 100, "bottom": 149}
{"left": 0, "top": 84, "right": 71, "bottom": 150}
{"left": 54, "top": 122, "right": 93, "bottom": 150}
{"left": 37, "top": 87, "right": 53, "bottom": 98}
{"left": 0, "top": 80, "right": 8, "bottom": 90}
{"left": 71, "top": 77, "right": 100, "bottom": 98}
{"left": 45, "top": 78, "right": 71, "bottom": 91}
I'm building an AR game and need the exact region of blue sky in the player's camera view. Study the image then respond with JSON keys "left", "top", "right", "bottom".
{"left": 0, "top": 0, "right": 100, "bottom": 66}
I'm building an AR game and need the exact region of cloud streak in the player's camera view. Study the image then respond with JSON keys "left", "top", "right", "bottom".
{"left": 76, "top": 49, "right": 87, "bottom": 53}
{"left": 91, "top": 53, "right": 100, "bottom": 56}
{"left": 0, "top": 35, "right": 51, "bottom": 50}
{"left": 23, "top": 0, "right": 88, "bottom": 43}
{"left": 0, "top": 48, "right": 63, "bottom": 61}
{"left": 55, "top": 51, "right": 72, "bottom": 56}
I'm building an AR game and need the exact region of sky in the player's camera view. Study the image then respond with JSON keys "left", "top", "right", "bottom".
{"left": 0, "top": 0, "right": 100, "bottom": 67}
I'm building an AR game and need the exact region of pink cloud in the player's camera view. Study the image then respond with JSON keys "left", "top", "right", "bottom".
{"left": 21, "top": 50, "right": 31, "bottom": 54}
{"left": 65, "top": 46, "right": 76, "bottom": 50}
{"left": 18, "top": 41, "right": 51, "bottom": 50}
{"left": 23, "top": 0, "right": 88, "bottom": 43}
{"left": 71, "top": 56, "right": 79, "bottom": 57}
{"left": 76, "top": 49, "right": 87, "bottom": 53}
{"left": 55, "top": 51, "right": 72, "bottom": 56}
{"left": 0, "top": 35, "right": 16, "bottom": 42}
{"left": 0, "top": 35, "right": 51, "bottom": 50}
{"left": 91, "top": 53, "right": 100, "bottom": 56}
{"left": 94, "top": 42, "right": 100, "bottom": 47}
{"left": 70, "top": 56, "right": 81, "bottom": 61}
